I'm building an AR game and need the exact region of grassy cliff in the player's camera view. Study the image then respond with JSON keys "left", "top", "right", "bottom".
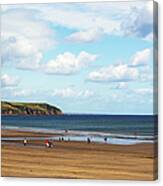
{"left": 1, "top": 101, "right": 63, "bottom": 116}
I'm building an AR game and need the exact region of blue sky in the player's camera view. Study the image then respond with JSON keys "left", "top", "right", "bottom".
{"left": 1, "top": 1, "right": 155, "bottom": 114}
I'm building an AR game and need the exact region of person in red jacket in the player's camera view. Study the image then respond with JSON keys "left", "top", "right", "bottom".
{"left": 45, "top": 139, "right": 53, "bottom": 148}
{"left": 45, "top": 139, "right": 50, "bottom": 148}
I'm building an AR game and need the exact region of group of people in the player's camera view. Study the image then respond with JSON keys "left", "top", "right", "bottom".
{"left": 87, "top": 137, "right": 108, "bottom": 143}
{"left": 23, "top": 138, "right": 54, "bottom": 148}
{"left": 23, "top": 136, "right": 109, "bottom": 147}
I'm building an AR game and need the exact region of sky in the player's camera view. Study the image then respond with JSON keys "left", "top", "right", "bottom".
{"left": 1, "top": 0, "right": 156, "bottom": 114}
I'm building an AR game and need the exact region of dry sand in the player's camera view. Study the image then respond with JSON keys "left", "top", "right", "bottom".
{"left": 1, "top": 129, "right": 158, "bottom": 180}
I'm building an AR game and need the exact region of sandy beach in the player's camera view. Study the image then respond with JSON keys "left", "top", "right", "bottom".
{"left": 1, "top": 129, "right": 157, "bottom": 180}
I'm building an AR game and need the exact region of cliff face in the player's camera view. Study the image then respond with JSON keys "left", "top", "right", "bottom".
{"left": 1, "top": 101, "right": 63, "bottom": 116}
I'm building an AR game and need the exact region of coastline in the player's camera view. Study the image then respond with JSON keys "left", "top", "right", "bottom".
{"left": 1, "top": 129, "right": 157, "bottom": 180}
{"left": 1, "top": 127, "right": 156, "bottom": 145}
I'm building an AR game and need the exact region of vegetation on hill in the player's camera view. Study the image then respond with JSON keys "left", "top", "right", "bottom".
{"left": 1, "top": 101, "right": 63, "bottom": 116}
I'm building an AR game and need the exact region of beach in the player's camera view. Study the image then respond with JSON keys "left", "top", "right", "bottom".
{"left": 1, "top": 129, "right": 157, "bottom": 180}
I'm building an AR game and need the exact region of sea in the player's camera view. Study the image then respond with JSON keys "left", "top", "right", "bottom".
{"left": 1, "top": 114, "right": 158, "bottom": 145}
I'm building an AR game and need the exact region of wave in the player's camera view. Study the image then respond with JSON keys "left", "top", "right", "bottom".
{"left": 2, "top": 126, "right": 157, "bottom": 145}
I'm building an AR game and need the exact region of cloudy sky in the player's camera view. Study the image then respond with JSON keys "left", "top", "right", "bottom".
{"left": 1, "top": 1, "right": 155, "bottom": 114}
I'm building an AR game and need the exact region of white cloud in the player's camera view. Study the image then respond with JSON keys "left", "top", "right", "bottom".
{"left": 2, "top": 36, "right": 43, "bottom": 70}
{"left": 131, "top": 48, "right": 151, "bottom": 67}
{"left": 1, "top": 8, "right": 56, "bottom": 70}
{"left": 138, "top": 66, "right": 153, "bottom": 82}
{"left": 88, "top": 64, "right": 139, "bottom": 82}
{"left": 2, "top": 9, "right": 54, "bottom": 49}
{"left": 115, "top": 82, "right": 128, "bottom": 89}
{"left": 12, "top": 89, "right": 34, "bottom": 97}
{"left": 133, "top": 88, "right": 153, "bottom": 95}
{"left": 120, "top": 1, "right": 153, "bottom": 38}
{"left": 1, "top": 87, "right": 37, "bottom": 99}
{"left": 87, "top": 48, "right": 152, "bottom": 84}
{"left": 2, "top": 1, "right": 153, "bottom": 44}
{"left": 40, "top": 1, "right": 152, "bottom": 40}
{"left": 66, "top": 28, "right": 104, "bottom": 43}
{"left": 1, "top": 74, "right": 20, "bottom": 88}
{"left": 40, "top": 7, "right": 119, "bottom": 35}
{"left": 40, "top": 1, "right": 153, "bottom": 39}
{"left": 143, "top": 32, "right": 153, "bottom": 42}
{"left": 52, "top": 87, "right": 94, "bottom": 98}
{"left": 44, "top": 51, "right": 97, "bottom": 75}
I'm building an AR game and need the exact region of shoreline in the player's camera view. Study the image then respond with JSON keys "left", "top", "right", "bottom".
{"left": 1, "top": 129, "right": 157, "bottom": 180}
{"left": 1, "top": 127, "right": 156, "bottom": 145}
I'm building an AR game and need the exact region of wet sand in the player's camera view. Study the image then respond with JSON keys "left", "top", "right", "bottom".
{"left": 1, "top": 129, "right": 158, "bottom": 180}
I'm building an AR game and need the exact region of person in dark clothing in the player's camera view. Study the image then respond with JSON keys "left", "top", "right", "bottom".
{"left": 87, "top": 137, "right": 91, "bottom": 144}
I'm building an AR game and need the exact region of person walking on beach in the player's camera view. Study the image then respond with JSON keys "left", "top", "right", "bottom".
{"left": 45, "top": 139, "right": 50, "bottom": 148}
{"left": 23, "top": 138, "right": 27, "bottom": 146}
{"left": 87, "top": 137, "right": 91, "bottom": 144}
{"left": 45, "top": 139, "right": 53, "bottom": 148}
{"left": 104, "top": 137, "right": 107, "bottom": 143}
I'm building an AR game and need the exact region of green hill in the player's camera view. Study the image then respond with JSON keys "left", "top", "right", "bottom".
{"left": 1, "top": 101, "right": 63, "bottom": 116}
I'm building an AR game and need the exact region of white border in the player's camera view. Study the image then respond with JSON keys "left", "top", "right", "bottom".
{"left": 0, "top": 0, "right": 154, "bottom": 4}
{"left": 0, "top": 0, "right": 162, "bottom": 186}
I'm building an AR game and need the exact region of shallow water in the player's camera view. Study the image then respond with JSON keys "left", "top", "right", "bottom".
{"left": 1, "top": 114, "right": 157, "bottom": 145}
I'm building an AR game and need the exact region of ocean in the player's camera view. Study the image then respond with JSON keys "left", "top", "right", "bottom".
{"left": 1, "top": 114, "right": 158, "bottom": 145}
